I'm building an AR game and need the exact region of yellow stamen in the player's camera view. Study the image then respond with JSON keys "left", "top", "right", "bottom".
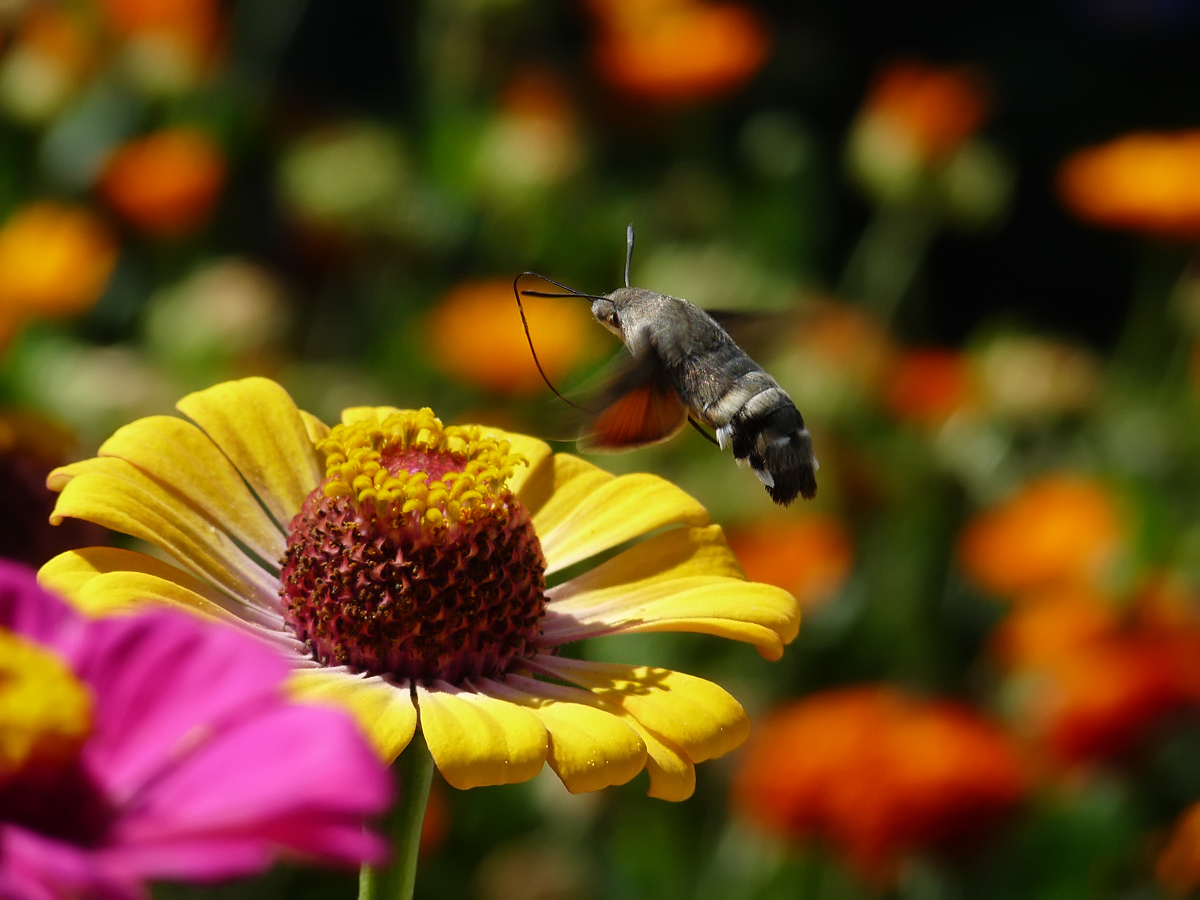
{"left": 0, "top": 628, "right": 92, "bottom": 784}
{"left": 317, "top": 408, "right": 528, "bottom": 526}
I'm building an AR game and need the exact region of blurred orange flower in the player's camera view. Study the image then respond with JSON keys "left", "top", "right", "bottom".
{"left": 778, "top": 300, "right": 895, "bottom": 416}
{"left": 98, "top": 128, "right": 226, "bottom": 237}
{"left": 958, "top": 475, "right": 1125, "bottom": 597}
{"left": 426, "top": 279, "right": 604, "bottom": 395}
{"left": 884, "top": 348, "right": 977, "bottom": 426}
{"left": 591, "top": 1, "right": 769, "bottom": 103}
{"left": 0, "top": 202, "right": 117, "bottom": 344}
{"left": 858, "top": 61, "right": 989, "bottom": 164}
{"left": 994, "top": 587, "right": 1189, "bottom": 765}
{"left": 726, "top": 514, "right": 853, "bottom": 611}
{"left": 1058, "top": 132, "right": 1200, "bottom": 240}
{"left": 1158, "top": 801, "right": 1200, "bottom": 894}
{"left": 734, "top": 686, "right": 1026, "bottom": 880}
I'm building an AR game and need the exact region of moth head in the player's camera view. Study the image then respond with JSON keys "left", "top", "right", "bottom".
{"left": 591, "top": 297, "right": 623, "bottom": 338}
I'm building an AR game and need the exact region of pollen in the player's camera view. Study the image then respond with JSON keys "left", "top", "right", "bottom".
{"left": 0, "top": 628, "right": 93, "bottom": 786}
{"left": 280, "top": 408, "right": 549, "bottom": 684}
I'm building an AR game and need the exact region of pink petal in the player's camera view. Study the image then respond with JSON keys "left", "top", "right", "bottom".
{"left": 0, "top": 826, "right": 141, "bottom": 900}
{"left": 96, "top": 839, "right": 273, "bottom": 884}
{"left": 99, "top": 823, "right": 385, "bottom": 882}
{"left": 0, "top": 562, "right": 86, "bottom": 659}
{"left": 112, "top": 703, "right": 391, "bottom": 855}
{"left": 73, "top": 610, "right": 292, "bottom": 801}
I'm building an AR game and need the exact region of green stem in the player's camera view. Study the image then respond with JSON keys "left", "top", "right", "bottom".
{"left": 838, "top": 202, "right": 939, "bottom": 323}
{"left": 359, "top": 730, "right": 435, "bottom": 900}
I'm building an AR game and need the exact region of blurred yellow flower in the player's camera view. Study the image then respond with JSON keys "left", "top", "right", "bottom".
{"left": 590, "top": 0, "right": 769, "bottom": 103}
{"left": 726, "top": 514, "right": 853, "bottom": 611}
{"left": 958, "top": 475, "right": 1125, "bottom": 597}
{"left": 427, "top": 279, "right": 604, "bottom": 395}
{"left": 98, "top": 128, "right": 226, "bottom": 238}
{"left": 0, "top": 7, "right": 98, "bottom": 123}
{"left": 1058, "top": 132, "right": 1200, "bottom": 240}
{"left": 41, "top": 378, "right": 799, "bottom": 799}
{"left": 473, "top": 69, "right": 584, "bottom": 198}
{"left": 0, "top": 202, "right": 117, "bottom": 345}
{"left": 99, "top": 0, "right": 221, "bottom": 92}
{"left": 973, "top": 334, "right": 1100, "bottom": 420}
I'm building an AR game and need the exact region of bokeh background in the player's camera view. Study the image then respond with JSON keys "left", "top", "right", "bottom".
{"left": 8, "top": 1, "right": 1200, "bottom": 898}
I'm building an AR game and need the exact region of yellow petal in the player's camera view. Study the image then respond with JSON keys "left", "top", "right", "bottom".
{"left": 533, "top": 656, "right": 749, "bottom": 764}
{"left": 477, "top": 427, "right": 551, "bottom": 496}
{"left": 479, "top": 676, "right": 646, "bottom": 793}
{"left": 508, "top": 670, "right": 696, "bottom": 800}
{"left": 73, "top": 571, "right": 249, "bottom": 623}
{"left": 549, "top": 525, "right": 745, "bottom": 604}
{"left": 544, "top": 582, "right": 799, "bottom": 660}
{"left": 416, "top": 681, "right": 548, "bottom": 789}
{"left": 341, "top": 406, "right": 401, "bottom": 426}
{"left": 49, "top": 458, "right": 280, "bottom": 610}
{"left": 175, "top": 378, "right": 322, "bottom": 527}
{"left": 40, "top": 546, "right": 235, "bottom": 609}
{"left": 289, "top": 669, "right": 418, "bottom": 762}
{"left": 300, "top": 410, "right": 330, "bottom": 446}
{"left": 518, "top": 455, "right": 709, "bottom": 574}
{"left": 96, "top": 415, "right": 286, "bottom": 567}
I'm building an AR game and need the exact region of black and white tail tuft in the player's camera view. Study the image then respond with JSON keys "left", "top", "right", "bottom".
{"left": 728, "top": 403, "right": 818, "bottom": 506}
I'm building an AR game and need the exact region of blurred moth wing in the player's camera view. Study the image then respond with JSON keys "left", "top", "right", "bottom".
{"left": 576, "top": 348, "right": 688, "bottom": 452}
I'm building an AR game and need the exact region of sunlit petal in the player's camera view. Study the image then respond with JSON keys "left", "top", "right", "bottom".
{"left": 532, "top": 656, "right": 749, "bottom": 763}
{"left": 299, "top": 410, "right": 331, "bottom": 446}
{"left": 416, "top": 681, "right": 548, "bottom": 789}
{"left": 96, "top": 415, "right": 286, "bottom": 566}
{"left": 49, "top": 458, "right": 280, "bottom": 610}
{"left": 518, "top": 454, "right": 709, "bottom": 573}
{"left": 544, "top": 524, "right": 799, "bottom": 658}
{"left": 507, "top": 670, "right": 697, "bottom": 800}
{"left": 479, "top": 676, "right": 646, "bottom": 793}
{"left": 175, "top": 378, "right": 323, "bottom": 527}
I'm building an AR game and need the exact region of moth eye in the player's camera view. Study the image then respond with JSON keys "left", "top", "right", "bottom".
{"left": 607, "top": 311, "right": 619, "bottom": 326}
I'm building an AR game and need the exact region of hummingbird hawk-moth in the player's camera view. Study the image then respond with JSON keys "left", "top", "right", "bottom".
{"left": 514, "top": 226, "right": 818, "bottom": 506}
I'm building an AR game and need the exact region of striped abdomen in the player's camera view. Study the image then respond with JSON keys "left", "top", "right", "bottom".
{"left": 705, "top": 371, "right": 818, "bottom": 506}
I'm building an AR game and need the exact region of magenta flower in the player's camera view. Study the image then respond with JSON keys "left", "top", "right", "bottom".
{"left": 0, "top": 560, "right": 391, "bottom": 900}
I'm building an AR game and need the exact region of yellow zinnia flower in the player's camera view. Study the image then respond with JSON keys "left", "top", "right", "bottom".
{"left": 39, "top": 377, "right": 798, "bottom": 800}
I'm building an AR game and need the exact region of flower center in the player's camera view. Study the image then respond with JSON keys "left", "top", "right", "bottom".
{"left": 0, "top": 628, "right": 92, "bottom": 785}
{"left": 0, "top": 628, "right": 111, "bottom": 845}
{"left": 280, "top": 408, "right": 548, "bottom": 684}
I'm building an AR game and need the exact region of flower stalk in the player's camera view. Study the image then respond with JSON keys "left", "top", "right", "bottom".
{"left": 360, "top": 728, "right": 436, "bottom": 900}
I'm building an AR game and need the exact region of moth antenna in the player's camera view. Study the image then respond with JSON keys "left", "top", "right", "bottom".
{"left": 515, "top": 271, "right": 595, "bottom": 298}
{"left": 625, "top": 224, "right": 634, "bottom": 288}
{"left": 512, "top": 273, "right": 589, "bottom": 412}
